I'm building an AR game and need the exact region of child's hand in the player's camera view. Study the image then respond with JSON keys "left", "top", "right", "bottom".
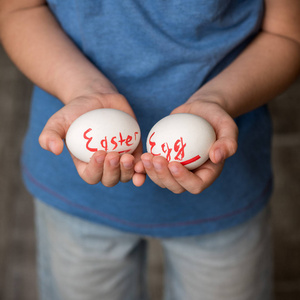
{"left": 137, "top": 99, "right": 238, "bottom": 194}
{"left": 39, "top": 92, "right": 146, "bottom": 187}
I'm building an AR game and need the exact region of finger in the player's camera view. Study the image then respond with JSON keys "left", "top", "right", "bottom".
{"left": 75, "top": 151, "right": 106, "bottom": 185}
{"left": 141, "top": 153, "right": 166, "bottom": 188}
{"left": 141, "top": 153, "right": 186, "bottom": 193}
{"left": 133, "top": 142, "right": 146, "bottom": 174}
{"left": 120, "top": 154, "right": 135, "bottom": 183}
{"left": 152, "top": 156, "right": 186, "bottom": 194}
{"left": 39, "top": 118, "right": 66, "bottom": 155}
{"left": 131, "top": 141, "right": 146, "bottom": 186}
{"left": 101, "top": 152, "right": 121, "bottom": 187}
{"left": 134, "top": 160, "right": 145, "bottom": 174}
{"left": 193, "top": 160, "right": 224, "bottom": 191}
{"left": 132, "top": 173, "right": 146, "bottom": 187}
{"left": 133, "top": 159, "right": 147, "bottom": 187}
{"left": 169, "top": 160, "right": 224, "bottom": 194}
{"left": 210, "top": 117, "right": 238, "bottom": 164}
{"left": 210, "top": 136, "right": 237, "bottom": 164}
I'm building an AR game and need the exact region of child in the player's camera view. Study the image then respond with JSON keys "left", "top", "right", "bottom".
{"left": 1, "top": 0, "right": 299, "bottom": 299}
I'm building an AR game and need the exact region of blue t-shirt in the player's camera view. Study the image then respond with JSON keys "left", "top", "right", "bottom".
{"left": 22, "top": 0, "right": 273, "bottom": 237}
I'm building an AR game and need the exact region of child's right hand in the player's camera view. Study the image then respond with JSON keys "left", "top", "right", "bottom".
{"left": 39, "top": 92, "right": 146, "bottom": 187}
{"left": 0, "top": 0, "right": 147, "bottom": 188}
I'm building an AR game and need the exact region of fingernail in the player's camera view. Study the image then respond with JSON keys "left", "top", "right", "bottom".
{"left": 95, "top": 155, "right": 105, "bottom": 164}
{"left": 49, "top": 141, "right": 56, "bottom": 153}
{"left": 153, "top": 161, "right": 162, "bottom": 171}
{"left": 169, "top": 164, "right": 179, "bottom": 174}
{"left": 123, "top": 161, "right": 133, "bottom": 169}
{"left": 110, "top": 157, "right": 119, "bottom": 167}
{"left": 143, "top": 159, "right": 152, "bottom": 168}
{"left": 214, "top": 149, "right": 224, "bottom": 163}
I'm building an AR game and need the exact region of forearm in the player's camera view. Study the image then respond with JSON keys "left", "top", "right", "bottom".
{"left": 0, "top": 3, "right": 116, "bottom": 104}
{"left": 190, "top": 31, "right": 300, "bottom": 118}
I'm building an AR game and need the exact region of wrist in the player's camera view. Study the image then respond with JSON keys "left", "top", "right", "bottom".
{"left": 187, "top": 89, "right": 230, "bottom": 116}
{"left": 59, "top": 77, "right": 118, "bottom": 105}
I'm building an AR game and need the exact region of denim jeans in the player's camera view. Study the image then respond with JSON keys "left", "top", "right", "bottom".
{"left": 34, "top": 199, "right": 273, "bottom": 300}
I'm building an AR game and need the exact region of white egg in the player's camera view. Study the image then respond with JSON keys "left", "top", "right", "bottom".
{"left": 66, "top": 109, "right": 141, "bottom": 162}
{"left": 146, "top": 114, "right": 216, "bottom": 170}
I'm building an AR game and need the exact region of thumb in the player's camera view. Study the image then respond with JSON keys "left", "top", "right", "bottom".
{"left": 39, "top": 119, "right": 66, "bottom": 155}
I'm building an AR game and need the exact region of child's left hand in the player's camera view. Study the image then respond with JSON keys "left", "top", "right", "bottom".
{"left": 135, "top": 98, "right": 238, "bottom": 194}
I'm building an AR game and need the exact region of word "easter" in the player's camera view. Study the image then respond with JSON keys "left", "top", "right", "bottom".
{"left": 84, "top": 128, "right": 139, "bottom": 154}
{"left": 66, "top": 108, "right": 141, "bottom": 162}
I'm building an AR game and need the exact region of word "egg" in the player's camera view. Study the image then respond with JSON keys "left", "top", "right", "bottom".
{"left": 66, "top": 109, "right": 141, "bottom": 163}
{"left": 146, "top": 114, "right": 216, "bottom": 170}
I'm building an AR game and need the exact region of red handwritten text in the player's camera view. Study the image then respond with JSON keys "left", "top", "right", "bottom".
{"left": 83, "top": 128, "right": 139, "bottom": 153}
{"left": 149, "top": 132, "right": 186, "bottom": 162}
{"left": 149, "top": 132, "right": 201, "bottom": 166}
{"left": 83, "top": 128, "right": 98, "bottom": 152}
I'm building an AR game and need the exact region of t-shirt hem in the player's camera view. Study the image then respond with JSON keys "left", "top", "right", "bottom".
{"left": 22, "top": 164, "right": 272, "bottom": 238}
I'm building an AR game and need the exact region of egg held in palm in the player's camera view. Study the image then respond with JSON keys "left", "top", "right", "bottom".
{"left": 146, "top": 114, "right": 216, "bottom": 170}
{"left": 66, "top": 109, "right": 141, "bottom": 163}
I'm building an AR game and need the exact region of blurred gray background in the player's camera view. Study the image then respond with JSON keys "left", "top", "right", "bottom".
{"left": 0, "top": 45, "right": 300, "bottom": 300}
